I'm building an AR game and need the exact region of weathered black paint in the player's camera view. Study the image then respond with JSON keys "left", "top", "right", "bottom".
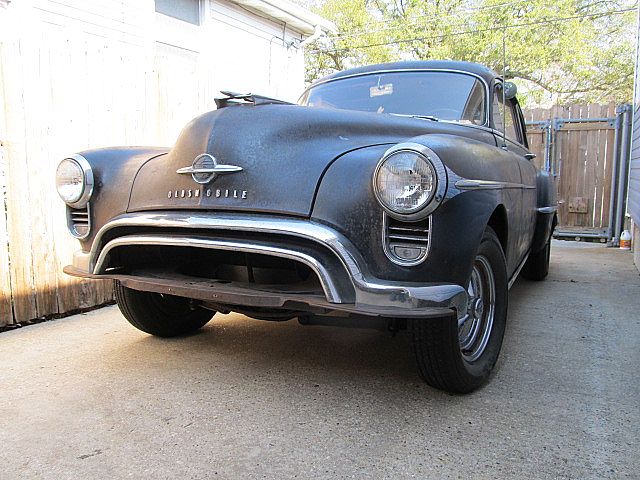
{"left": 69, "top": 61, "right": 556, "bottom": 294}
{"left": 76, "top": 147, "right": 168, "bottom": 250}
{"left": 127, "top": 105, "right": 503, "bottom": 217}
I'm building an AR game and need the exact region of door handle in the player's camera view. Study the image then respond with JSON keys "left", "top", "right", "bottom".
{"left": 524, "top": 153, "right": 536, "bottom": 160}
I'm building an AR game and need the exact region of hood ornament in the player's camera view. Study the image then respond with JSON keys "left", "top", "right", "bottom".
{"left": 176, "top": 153, "right": 242, "bottom": 185}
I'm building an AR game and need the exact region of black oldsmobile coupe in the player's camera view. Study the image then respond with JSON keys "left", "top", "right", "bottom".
{"left": 56, "top": 61, "right": 556, "bottom": 393}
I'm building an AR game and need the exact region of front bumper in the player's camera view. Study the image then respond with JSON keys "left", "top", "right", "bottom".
{"left": 65, "top": 212, "right": 467, "bottom": 319}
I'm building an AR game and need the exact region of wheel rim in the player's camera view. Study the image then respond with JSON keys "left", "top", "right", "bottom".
{"left": 458, "top": 255, "right": 495, "bottom": 362}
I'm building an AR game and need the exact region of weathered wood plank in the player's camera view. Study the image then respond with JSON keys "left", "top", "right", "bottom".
{"left": 0, "top": 80, "right": 14, "bottom": 325}
{"left": 22, "top": 32, "right": 60, "bottom": 318}
{"left": 0, "top": 36, "right": 15, "bottom": 325}
{"left": 1, "top": 38, "right": 38, "bottom": 322}
{"left": 556, "top": 123, "right": 614, "bottom": 131}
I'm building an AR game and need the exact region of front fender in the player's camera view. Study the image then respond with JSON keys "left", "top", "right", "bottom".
{"left": 311, "top": 142, "right": 512, "bottom": 287}
{"left": 72, "top": 147, "right": 169, "bottom": 250}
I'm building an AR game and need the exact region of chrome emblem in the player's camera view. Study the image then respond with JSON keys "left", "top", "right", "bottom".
{"left": 176, "top": 153, "right": 243, "bottom": 185}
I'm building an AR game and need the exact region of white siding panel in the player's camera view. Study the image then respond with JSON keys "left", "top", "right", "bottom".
{"left": 630, "top": 100, "right": 640, "bottom": 226}
{"left": 630, "top": 8, "right": 640, "bottom": 226}
{"left": 209, "top": 0, "right": 305, "bottom": 101}
{"left": 32, "top": 0, "right": 148, "bottom": 47}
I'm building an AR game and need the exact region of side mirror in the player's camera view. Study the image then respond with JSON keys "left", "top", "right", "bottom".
{"left": 503, "top": 81, "right": 517, "bottom": 100}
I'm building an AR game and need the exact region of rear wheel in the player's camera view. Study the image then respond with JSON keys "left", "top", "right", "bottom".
{"left": 114, "top": 281, "right": 214, "bottom": 337}
{"left": 411, "top": 227, "right": 508, "bottom": 393}
{"left": 521, "top": 238, "right": 551, "bottom": 281}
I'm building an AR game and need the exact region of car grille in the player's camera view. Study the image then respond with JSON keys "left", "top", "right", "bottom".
{"left": 67, "top": 205, "right": 91, "bottom": 239}
{"left": 383, "top": 213, "right": 431, "bottom": 266}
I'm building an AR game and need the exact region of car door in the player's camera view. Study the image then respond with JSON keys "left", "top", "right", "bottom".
{"left": 491, "top": 82, "right": 537, "bottom": 269}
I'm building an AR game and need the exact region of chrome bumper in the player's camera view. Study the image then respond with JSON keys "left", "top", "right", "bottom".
{"left": 65, "top": 212, "right": 467, "bottom": 319}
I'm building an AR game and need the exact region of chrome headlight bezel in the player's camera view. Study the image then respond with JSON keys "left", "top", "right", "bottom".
{"left": 56, "top": 154, "right": 94, "bottom": 209}
{"left": 373, "top": 143, "right": 447, "bottom": 221}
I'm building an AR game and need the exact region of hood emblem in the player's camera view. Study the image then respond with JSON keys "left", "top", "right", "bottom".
{"left": 176, "top": 153, "right": 243, "bottom": 185}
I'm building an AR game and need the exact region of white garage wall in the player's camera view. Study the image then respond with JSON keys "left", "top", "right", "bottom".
{"left": 2, "top": 0, "right": 307, "bottom": 148}
{"left": 630, "top": 5, "right": 640, "bottom": 270}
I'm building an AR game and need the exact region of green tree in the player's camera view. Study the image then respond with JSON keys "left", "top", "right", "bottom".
{"left": 305, "top": 0, "right": 636, "bottom": 105}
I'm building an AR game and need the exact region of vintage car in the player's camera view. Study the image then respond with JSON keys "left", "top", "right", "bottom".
{"left": 55, "top": 61, "right": 556, "bottom": 393}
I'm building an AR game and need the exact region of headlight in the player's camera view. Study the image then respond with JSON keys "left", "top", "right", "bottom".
{"left": 373, "top": 144, "right": 446, "bottom": 219}
{"left": 55, "top": 155, "right": 94, "bottom": 207}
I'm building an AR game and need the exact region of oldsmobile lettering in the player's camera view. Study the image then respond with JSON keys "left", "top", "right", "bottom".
{"left": 167, "top": 188, "right": 248, "bottom": 199}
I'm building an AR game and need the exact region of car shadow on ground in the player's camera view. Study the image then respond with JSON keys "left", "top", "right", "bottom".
{"left": 98, "top": 286, "right": 538, "bottom": 402}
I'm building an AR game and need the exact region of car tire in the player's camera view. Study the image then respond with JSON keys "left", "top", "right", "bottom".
{"left": 411, "top": 227, "right": 508, "bottom": 394}
{"left": 114, "top": 281, "right": 214, "bottom": 337}
{"left": 521, "top": 238, "right": 551, "bottom": 281}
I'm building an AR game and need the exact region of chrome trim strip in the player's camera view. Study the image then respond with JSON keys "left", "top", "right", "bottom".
{"left": 94, "top": 235, "right": 341, "bottom": 303}
{"left": 508, "top": 252, "right": 530, "bottom": 290}
{"left": 176, "top": 166, "right": 243, "bottom": 175}
{"left": 80, "top": 212, "right": 468, "bottom": 318}
{"left": 87, "top": 213, "right": 359, "bottom": 278}
{"left": 455, "top": 179, "right": 536, "bottom": 190}
{"left": 300, "top": 68, "right": 491, "bottom": 126}
{"left": 536, "top": 206, "right": 558, "bottom": 214}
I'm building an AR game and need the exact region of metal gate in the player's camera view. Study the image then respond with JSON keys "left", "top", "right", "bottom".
{"left": 525, "top": 104, "right": 633, "bottom": 242}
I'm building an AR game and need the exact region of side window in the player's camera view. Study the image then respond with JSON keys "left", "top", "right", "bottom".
{"left": 514, "top": 101, "right": 529, "bottom": 149}
{"left": 492, "top": 88, "right": 519, "bottom": 144}
{"left": 460, "top": 80, "right": 486, "bottom": 125}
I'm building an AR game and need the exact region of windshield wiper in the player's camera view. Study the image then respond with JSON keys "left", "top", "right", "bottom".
{"left": 409, "top": 114, "right": 439, "bottom": 122}
{"left": 390, "top": 113, "right": 439, "bottom": 122}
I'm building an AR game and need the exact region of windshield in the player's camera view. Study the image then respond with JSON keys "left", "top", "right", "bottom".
{"left": 299, "top": 71, "right": 486, "bottom": 125}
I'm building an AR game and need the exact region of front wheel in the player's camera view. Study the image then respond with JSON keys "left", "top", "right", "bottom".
{"left": 114, "top": 281, "right": 215, "bottom": 337}
{"left": 411, "top": 227, "right": 508, "bottom": 394}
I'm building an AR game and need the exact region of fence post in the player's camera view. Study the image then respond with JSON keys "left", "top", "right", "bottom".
{"left": 543, "top": 120, "right": 552, "bottom": 173}
{"left": 612, "top": 104, "right": 633, "bottom": 245}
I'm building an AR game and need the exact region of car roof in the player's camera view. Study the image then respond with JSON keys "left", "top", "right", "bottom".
{"left": 313, "top": 60, "right": 499, "bottom": 87}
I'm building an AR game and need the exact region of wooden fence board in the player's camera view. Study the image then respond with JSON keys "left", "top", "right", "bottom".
{"left": 0, "top": 162, "right": 13, "bottom": 326}
{"left": 0, "top": 39, "right": 14, "bottom": 326}
{"left": 23, "top": 34, "right": 59, "bottom": 317}
{"left": 1, "top": 38, "right": 38, "bottom": 323}
{"left": 0, "top": 109, "right": 13, "bottom": 325}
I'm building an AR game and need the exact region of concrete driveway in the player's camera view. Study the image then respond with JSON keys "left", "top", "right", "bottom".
{"left": 1, "top": 241, "right": 638, "bottom": 479}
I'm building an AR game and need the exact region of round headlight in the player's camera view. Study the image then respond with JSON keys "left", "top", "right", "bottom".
{"left": 55, "top": 156, "right": 93, "bottom": 207}
{"left": 374, "top": 150, "right": 437, "bottom": 215}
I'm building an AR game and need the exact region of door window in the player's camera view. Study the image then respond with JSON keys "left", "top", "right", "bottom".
{"left": 492, "top": 88, "right": 519, "bottom": 144}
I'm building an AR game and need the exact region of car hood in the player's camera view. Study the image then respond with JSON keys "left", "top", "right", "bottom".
{"left": 128, "top": 104, "right": 478, "bottom": 217}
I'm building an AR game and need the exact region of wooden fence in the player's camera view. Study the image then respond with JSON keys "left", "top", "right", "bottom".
{"left": 0, "top": 23, "right": 209, "bottom": 327}
{"left": 523, "top": 104, "right": 618, "bottom": 236}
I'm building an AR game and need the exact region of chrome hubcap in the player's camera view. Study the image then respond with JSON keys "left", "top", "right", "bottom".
{"left": 458, "top": 255, "right": 495, "bottom": 362}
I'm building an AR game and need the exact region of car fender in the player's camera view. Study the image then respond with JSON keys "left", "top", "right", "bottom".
{"left": 312, "top": 134, "right": 521, "bottom": 286}
{"left": 69, "top": 147, "right": 169, "bottom": 250}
